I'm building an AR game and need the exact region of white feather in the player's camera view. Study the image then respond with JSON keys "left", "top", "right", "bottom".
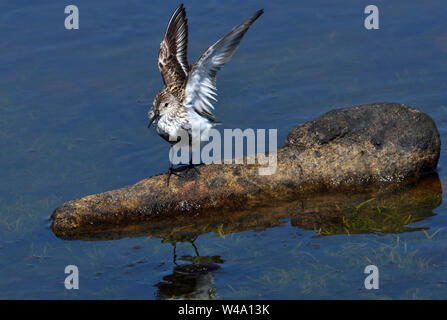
{"left": 184, "top": 10, "right": 263, "bottom": 123}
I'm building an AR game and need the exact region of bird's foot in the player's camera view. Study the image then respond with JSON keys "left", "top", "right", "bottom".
{"left": 167, "top": 167, "right": 182, "bottom": 186}
{"left": 166, "top": 163, "right": 201, "bottom": 186}
{"left": 186, "top": 163, "right": 200, "bottom": 175}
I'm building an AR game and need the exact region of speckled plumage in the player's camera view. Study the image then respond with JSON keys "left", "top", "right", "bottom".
{"left": 148, "top": 4, "right": 263, "bottom": 146}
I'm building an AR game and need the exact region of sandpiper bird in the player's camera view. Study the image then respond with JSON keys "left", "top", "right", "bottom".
{"left": 148, "top": 4, "right": 263, "bottom": 182}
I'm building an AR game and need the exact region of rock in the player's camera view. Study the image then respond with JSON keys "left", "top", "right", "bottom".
{"left": 54, "top": 174, "right": 442, "bottom": 241}
{"left": 51, "top": 103, "right": 441, "bottom": 238}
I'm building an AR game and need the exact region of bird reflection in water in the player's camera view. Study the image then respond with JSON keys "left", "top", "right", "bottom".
{"left": 156, "top": 234, "right": 224, "bottom": 300}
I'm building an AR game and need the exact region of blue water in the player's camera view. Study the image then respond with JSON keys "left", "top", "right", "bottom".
{"left": 1, "top": 0, "right": 446, "bottom": 299}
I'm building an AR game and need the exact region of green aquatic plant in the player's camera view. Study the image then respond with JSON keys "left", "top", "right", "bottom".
{"left": 313, "top": 197, "right": 433, "bottom": 236}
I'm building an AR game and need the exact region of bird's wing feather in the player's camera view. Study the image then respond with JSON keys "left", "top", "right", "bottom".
{"left": 184, "top": 9, "right": 263, "bottom": 121}
{"left": 158, "top": 4, "right": 189, "bottom": 86}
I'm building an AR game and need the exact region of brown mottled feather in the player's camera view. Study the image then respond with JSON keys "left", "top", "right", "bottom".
{"left": 158, "top": 4, "right": 189, "bottom": 87}
{"left": 154, "top": 85, "right": 186, "bottom": 112}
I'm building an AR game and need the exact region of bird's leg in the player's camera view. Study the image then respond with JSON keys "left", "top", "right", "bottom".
{"left": 188, "top": 145, "right": 200, "bottom": 175}
{"left": 167, "top": 161, "right": 182, "bottom": 186}
{"left": 167, "top": 148, "right": 181, "bottom": 186}
{"left": 191, "top": 236, "right": 200, "bottom": 257}
{"left": 172, "top": 242, "right": 178, "bottom": 266}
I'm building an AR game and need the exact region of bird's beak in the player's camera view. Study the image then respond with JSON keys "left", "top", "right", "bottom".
{"left": 148, "top": 110, "right": 159, "bottom": 128}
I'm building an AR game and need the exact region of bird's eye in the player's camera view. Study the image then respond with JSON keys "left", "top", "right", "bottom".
{"left": 164, "top": 103, "right": 169, "bottom": 107}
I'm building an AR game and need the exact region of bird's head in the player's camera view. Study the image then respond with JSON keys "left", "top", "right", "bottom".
{"left": 148, "top": 91, "right": 180, "bottom": 128}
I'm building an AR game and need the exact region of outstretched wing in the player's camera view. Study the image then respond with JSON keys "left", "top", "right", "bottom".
{"left": 158, "top": 4, "right": 189, "bottom": 87}
{"left": 184, "top": 9, "right": 263, "bottom": 121}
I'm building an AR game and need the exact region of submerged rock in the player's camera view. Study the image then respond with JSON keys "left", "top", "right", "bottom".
{"left": 51, "top": 103, "right": 441, "bottom": 237}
